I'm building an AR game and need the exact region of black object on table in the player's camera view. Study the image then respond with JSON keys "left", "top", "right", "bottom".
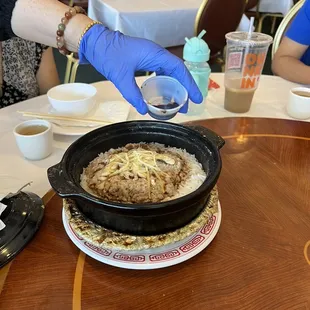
{"left": 0, "top": 191, "right": 44, "bottom": 268}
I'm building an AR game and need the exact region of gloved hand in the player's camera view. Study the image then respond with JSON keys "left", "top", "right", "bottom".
{"left": 79, "top": 24, "right": 203, "bottom": 114}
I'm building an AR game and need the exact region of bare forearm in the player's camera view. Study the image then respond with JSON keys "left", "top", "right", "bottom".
{"left": 11, "top": 0, "right": 92, "bottom": 52}
{"left": 272, "top": 56, "right": 310, "bottom": 84}
{"left": 37, "top": 47, "right": 60, "bottom": 94}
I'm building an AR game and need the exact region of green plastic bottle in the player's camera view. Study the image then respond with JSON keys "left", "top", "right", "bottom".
{"left": 183, "top": 30, "right": 211, "bottom": 115}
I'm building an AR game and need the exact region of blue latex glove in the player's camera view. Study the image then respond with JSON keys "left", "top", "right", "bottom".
{"left": 79, "top": 24, "right": 203, "bottom": 115}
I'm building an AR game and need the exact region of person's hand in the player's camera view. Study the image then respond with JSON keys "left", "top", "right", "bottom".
{"left": 79, "top": 24, "right": 203, "bottom": 114}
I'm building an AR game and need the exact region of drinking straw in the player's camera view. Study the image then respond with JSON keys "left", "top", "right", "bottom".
{"left": 244, "top": 17, "right": 255, "bottom": 58}
{"left": 247, "top": 17, "right": 254, "bottom": 40}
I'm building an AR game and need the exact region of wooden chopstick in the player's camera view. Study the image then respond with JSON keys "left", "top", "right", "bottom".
{"left": 17, "top": 111, "right": 113, "bottom": 125}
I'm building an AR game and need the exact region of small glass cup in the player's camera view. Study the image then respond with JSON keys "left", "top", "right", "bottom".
{"left": 141, "top": 76, "right": 188, "bottom": 120}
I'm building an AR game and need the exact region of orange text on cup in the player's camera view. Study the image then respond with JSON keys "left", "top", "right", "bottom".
{"left": 241, "top": 52, "right": 266, "bottom": 89}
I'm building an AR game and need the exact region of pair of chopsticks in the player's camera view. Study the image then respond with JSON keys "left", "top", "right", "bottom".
{"left": 17, "top": 111, "right": 113, "bottom": 125}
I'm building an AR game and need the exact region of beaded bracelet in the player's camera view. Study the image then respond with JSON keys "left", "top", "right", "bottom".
{"left": 77, "top": 21, "right": 102, "bottom": 51}
{"left": 56, "top": 6, "right": 87, "bottom": 56}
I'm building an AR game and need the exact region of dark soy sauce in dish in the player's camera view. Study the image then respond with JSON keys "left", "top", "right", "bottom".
{"left": 153, "top": 102, "right": 179, "bottom": 110}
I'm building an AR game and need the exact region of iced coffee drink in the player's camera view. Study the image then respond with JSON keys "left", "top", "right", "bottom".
{"left": 224, "top": 32, "right": 273, "bottom": 113}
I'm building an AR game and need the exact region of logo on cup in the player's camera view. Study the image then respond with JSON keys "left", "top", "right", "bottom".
{"left": 227, "top": 52, "right": 242, "bottom": 69}
{"left": 241, "top": 52, "right": 266, "bottom": 89}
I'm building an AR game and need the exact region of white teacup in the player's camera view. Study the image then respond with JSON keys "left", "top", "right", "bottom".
{"left": 287, "top": 87, "right": 310, "bottom": 120}
{"left": 47, "top": 83, "right": 97, "bottom": 116}
{"left": 14, "top": 120, "right": 53, "bottom": 160}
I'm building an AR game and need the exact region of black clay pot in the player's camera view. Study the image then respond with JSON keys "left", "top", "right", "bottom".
{"left": 47, "top": 121, "right": 224, "bottom": 235}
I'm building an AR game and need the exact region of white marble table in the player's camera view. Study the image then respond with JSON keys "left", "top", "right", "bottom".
{"left": 88, "top": 0, "right": 251, "bottom": 48}
{"left": 0, "top": 73, "right": 304, "bottom": 199}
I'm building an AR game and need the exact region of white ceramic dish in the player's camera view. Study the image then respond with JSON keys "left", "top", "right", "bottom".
{"left": 62, "top": 202, "right": 221, "bottom": 270}
{"left": 287, "top": 87, "right": 310, "bottom": 120}
{"left": 47, "top": 83, "right": 97, "bottom": 116}
{"left": 13, "top": 119, "right": 53, "bottom": 160}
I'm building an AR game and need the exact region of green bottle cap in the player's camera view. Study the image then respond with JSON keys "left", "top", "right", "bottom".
{"left": 183, "top": 30, "right": 210, "bottom": 62}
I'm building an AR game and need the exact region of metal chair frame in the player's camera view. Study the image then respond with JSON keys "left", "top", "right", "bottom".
{"left": 63, "top": 0, "right": 80, "bottom": 83}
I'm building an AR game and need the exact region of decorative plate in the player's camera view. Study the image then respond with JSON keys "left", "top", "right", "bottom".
{"left": 62, "top": 202, "right": 221, "bottom": 270}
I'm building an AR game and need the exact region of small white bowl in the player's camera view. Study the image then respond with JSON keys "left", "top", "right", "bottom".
{"left": 14, "top": 119, "right": 53, "bottom": 161}
{"left": 287, "top": 87, "right": 310, "bottom": 120}
{"left": 47, "top": 83, "right": 97, "bottom": 116}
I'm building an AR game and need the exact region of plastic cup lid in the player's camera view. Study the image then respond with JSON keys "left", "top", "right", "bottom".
{"left": 225, "top": 31, "right": 273, "bottom": 47}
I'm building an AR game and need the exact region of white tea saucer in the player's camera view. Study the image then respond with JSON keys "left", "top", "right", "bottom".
{"left": 62, "top": 202, "right": 221, "bottom": 270}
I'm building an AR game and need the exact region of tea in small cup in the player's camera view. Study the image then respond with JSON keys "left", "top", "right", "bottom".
{"left": 14, "top": 120, "right": 53, "bottom": 160}
{"left": 287, "top": 87, "right": 310, "bottom": 120}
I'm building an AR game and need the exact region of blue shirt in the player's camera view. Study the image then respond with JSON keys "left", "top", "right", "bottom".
{"left": 286, "top": 0, "right": 310, "bottom": 65}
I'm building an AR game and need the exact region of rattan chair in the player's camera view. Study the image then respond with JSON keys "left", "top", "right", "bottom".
{"left": 272, "top": 0, "right": 305, "bottom": 58}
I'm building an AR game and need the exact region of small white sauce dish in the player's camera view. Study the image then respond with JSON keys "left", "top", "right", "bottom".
{"left": 287, "top": 87, "right": 310, "bottom": 120}
{"left": 47, "top": 83, "right": 97, "bottom": 116}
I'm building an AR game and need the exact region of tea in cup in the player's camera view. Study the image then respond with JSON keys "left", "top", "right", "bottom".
{"left": 14, "top": 120, "right": 53, "bottom": 160}
{"left": 287, "top": 87, "right": 310, "bottom": 120}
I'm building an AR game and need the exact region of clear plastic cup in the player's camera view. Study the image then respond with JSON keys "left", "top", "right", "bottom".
{"left": 141, "top": 76, "right": 188, "bottom": 120}
{"left": 224, "top": 32, "right": 273, "bottom": 113}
